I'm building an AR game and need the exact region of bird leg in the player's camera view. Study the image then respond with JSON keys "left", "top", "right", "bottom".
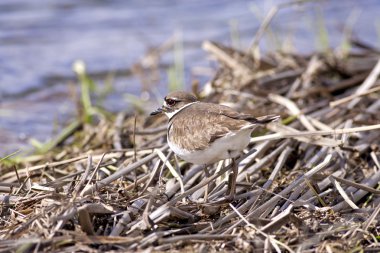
{"left": 203, "top": 165, "right": 211, "bottom": 202}
{"left": 226, "top": 158, "right": 238, "bottom": 201}
{"left": 210, "top": 158, "right": 238, "bottom": 204}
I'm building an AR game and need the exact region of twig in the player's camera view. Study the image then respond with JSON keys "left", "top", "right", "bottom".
{"left": 202, "top": 41, "right": 253, "bottom": 81}
{"left": 330, "top": 175, "right": 380, "bottom": 195}
{"left": 229, "top": 204, "right": 294, "bottom": 253}
{"left": 330, "top": 85, "right": 380, "bottom": 108}
{"left": 251, "top": 124, "right": 380, "bottom": 144}
{"left": 82, "top": 145, "right": 169, "bottom": 196}
{"left": 362, "top": 202, "right": 380, "bottom": 231}
{"left": 80, "top": 153, "right": 107, "bottom": 197}
{"left": 347, "top": 58, "right": 380, "bottom": 109}
{"left": 332, "top": 170, "right": 380, "bottom": 211}
{"left": 159, "top": 234, "right": 235, "bottom": 244}
{"left": 73, "top": 155, "right": 92, "bottom": 198}
{"left": 155, "top": 149, "right": 185, "bottom": 194}
{"left": 331, "top": 177, "right": 359, "bottom": 209}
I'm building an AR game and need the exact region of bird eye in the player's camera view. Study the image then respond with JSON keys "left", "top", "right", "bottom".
{"left": 166, "top": 99, "right": 176, "bottom": 106}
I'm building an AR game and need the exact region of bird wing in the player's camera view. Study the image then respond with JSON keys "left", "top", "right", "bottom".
{"left": 168, "top": 102, "right": 274, "bottom": 151}
{"left": 214, "top": 104, "right": 279, "bottom": 124}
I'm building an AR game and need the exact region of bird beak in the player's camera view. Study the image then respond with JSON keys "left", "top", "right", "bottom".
{"left": 150, "top": 107, "right": 163, "bottom": 116}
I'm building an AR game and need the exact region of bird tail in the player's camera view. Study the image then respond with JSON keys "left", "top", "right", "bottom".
{"left": 254, "top": 114, "right": 280, "bottom": 124}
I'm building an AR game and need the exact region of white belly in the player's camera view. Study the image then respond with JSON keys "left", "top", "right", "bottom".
{"left": 168, "top": 129, "right": 252, "bottom": 165}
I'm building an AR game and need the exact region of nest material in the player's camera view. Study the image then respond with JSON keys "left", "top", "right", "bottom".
{"left": 1, "top": 40, "right": 380, "bottom": 252}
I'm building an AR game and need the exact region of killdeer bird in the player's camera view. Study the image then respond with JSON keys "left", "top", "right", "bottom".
{"left": 151, "top": 91, "right": 279, "bottom": 201}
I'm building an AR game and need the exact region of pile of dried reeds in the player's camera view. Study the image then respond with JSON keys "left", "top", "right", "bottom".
{"left": 2, "top": 37, "right": 380, "bottom": 252}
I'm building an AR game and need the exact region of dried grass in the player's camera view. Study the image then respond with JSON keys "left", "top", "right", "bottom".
{"left": 2, "top": 14, "right": 380, "bottom": 253}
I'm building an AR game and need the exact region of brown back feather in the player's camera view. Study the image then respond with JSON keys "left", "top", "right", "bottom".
{"left": 168, "top": 102, "right": 278, "bottom": 151}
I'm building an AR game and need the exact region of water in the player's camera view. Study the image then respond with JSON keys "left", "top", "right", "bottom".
{"left": 1, "top": 0, "right": 379, "bottom": 155}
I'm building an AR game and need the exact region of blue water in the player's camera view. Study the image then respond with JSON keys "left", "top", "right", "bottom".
{"left": 0, "top": 0, "right": 379, "bottom": 155}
